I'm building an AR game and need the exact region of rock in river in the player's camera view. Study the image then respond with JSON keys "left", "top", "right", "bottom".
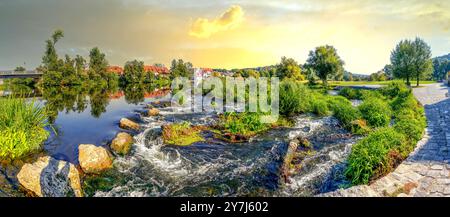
{"left": 110, "top": 132, "right": 134, "bottom": 155}
{"left": 16, "top": 156, "right": 83, "bottom": 197}
{"left": 148, "top": 108, "right": 160, "bottom": 116}
{"left": 119, "top": 118, "right": 140, "bottom": 131}
{"left": 78, "top": 144, "right": 113, "bottom": 174}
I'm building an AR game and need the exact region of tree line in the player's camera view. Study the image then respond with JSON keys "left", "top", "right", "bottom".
{"left": 38, "top": 30, "right": 194, "bottom": 87}
{"left": 37, "top": 29, "right": 440, "bottom": 88}
{"left": 226, "top": 38, "right": 439, "bottom": 87}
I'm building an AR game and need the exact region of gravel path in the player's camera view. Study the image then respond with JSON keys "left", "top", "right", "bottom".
{"left": 322, "top": 83, "right": 450, "bottom": 197}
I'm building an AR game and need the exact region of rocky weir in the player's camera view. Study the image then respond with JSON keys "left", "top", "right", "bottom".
{"left": 0, "top": 96, "right": 361, "bottom": 197}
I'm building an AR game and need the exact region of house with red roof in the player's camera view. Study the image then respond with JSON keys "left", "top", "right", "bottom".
{"left": 144, "top": 65, "right": 170, "bottom": 77}
{"left": 106, "top": 66, "right": 124, "bottom": 75}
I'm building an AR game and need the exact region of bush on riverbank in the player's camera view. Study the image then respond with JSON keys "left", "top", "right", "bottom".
{"left": 280, "top": 81, "right": 332, "bottom": 117}
{"left": 328, "top": 96, "right": 370, "bottom": 135}
{"left": 345, "top": 128, "right": 406, "bottom": 184}
{"left": 0, "top": 97, "right": 50, "bottom": 160}
{"left": 338, "top": 87, "right": 362, "bottom": 100}
{"left": 358, "top": 97, "right": 392, "bottom": 127}
{"left": 345, "top": 82, "right": 426, "bottom": 184}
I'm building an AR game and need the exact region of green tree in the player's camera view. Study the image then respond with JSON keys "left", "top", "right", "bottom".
{"left": 42, "top": 30, "right": 64, "bottom": 71}
{"left": 383, "top": 64, "right": 394, "bottom": 80}
{"left": 276, "top": 57, "right": 304, "bottom": 81}
{"left": 123, "top": 60, "right": 145, "bottom": 83}
{"left": 88, "top": 47, "right": 108, "bottom": 81}
{"left": 14, "top": 66, "right": 26, "bottom": 73}
{"left": 411, "top": 38, "right": 432, "bottom": 86}
{"left": 247, "top": 69, "right": 260, "bottom": 78}
{"left": 390, "top": 38, "right": 432, "bottom": 86}
{"left": 306, "top": 45, "right": 344, "bottom": 86}
{"left": 61, "top": 55, "right": 79, "bottom": 85}
{"left": 334, "top": 69, "right": 344, "bottom": 81}
{"left": 170, "top": 59, "right": 193, "bottom": 79}
{"left": 343, "top": 71, "right": 353, "bottom": 81}
{"left": 74, "top": 55, "right": 86, "bottom": 76}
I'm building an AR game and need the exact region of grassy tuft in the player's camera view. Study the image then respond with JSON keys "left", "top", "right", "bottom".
{"left": 162, "top": 122, "right": 205, "bottom": 146}
{"left": 0, "top": 97, "right": 50, "bottom": 160}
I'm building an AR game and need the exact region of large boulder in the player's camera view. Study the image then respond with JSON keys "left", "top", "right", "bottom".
{"left": 16, "top": 156, "right": 83, "bottom": 197}
{"left": 119, "top": 118, "right": 140, "bottom": 131}
{"left": 148, "top": 108, "right": 160, "bottom": 116}
{"left": 78, "top": 144, "right": 113, "bottom": 174}
{"left": 110, "top": 132, "right": 134, "bottom": 155}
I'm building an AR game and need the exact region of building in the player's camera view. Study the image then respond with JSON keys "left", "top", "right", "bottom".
{"left": 144, "top": 65, "right": 170, "bottom": 77}
{"left": 107, "top": 66, "right": 124, "bottom": 75}
{"left": 107, "top": 65, "right": 170, "bottom": 77}
{"left": 193, "top": 68, "right": 215, "bottom": 86}
{"left": 194, "top": 68, "right": 213, "bottom": 78}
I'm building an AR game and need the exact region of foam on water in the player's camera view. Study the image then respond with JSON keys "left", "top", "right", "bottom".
{"left": 93, "top": 104, "right": 358, "bottom": 197}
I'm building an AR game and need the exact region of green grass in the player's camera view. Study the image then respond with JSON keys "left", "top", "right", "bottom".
{"left": 162, "top": 122, "right": 205, "bottom": 146}
{"left": 0, "top": 97, "right": 50, "bottom": 160}
{"left": 329, "top": 80, "right": 436, "bottom": 86}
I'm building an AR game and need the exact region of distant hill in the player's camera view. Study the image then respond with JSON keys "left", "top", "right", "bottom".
{"left": 433, "top": 53, "right": 450, "bottom": 61}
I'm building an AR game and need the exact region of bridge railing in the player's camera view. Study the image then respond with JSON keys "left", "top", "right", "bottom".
{"left": 0, "top": 71, "right": 42, "bottom": 75}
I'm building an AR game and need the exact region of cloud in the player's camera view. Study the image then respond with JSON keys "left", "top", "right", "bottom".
{"left": 189, "top": 5, "right": 244, "bottom": 38}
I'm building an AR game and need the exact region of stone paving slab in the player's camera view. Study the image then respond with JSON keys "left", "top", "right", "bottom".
{"left": 322, "top": 83, "right": 450, "bottom": 197}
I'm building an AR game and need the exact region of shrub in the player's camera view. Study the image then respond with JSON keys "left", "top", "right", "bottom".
{"left": 380, "top": 81, "right": 410, "bottom": 99}
{"left": 328, "top": 96, "right": 361, "bottom": 127}
{"left": 338, "top": 87, "right": 361, "bottom": 100}
{"left": 393, "top": 119, "right": 425, "bottom": 153}
{"left": 390, "top": 93, "right": 420, "bottom": 113}
{"left": 220, "top": 112, "right": 269, "bottom": 136}
{"left": 358, "top": 98, "right": 392, "bottom": 127}
{"left": 358, "top": 90, "right": 384, "bottom": 101}
{"left": 311, "top": 98, "right": 330, "bottom": 116}
{"left": 279, "top": 81, "right": 312, "bottom": 115}
{"left": 345, "top": 128, "right": 406, "bottom": 184}
{"left": 0, "top": 97, "right": 50, "bottom": 160}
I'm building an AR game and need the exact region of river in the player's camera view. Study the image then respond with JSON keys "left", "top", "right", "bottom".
{"left": 1, "top": 85, "right": 359, "bottom": 197}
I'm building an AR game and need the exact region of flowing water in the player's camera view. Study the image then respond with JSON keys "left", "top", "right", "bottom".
{"left": 93, "top": 101, "right": 359, "bottom": 197}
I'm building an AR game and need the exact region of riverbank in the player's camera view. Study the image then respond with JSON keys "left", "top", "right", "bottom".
{"left": 322, "top": 83, "right": 450, "bottom": 197}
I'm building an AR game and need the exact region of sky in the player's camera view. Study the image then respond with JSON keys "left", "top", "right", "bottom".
{"left": 0, "top": 0, "right": 449, "bottom": 74}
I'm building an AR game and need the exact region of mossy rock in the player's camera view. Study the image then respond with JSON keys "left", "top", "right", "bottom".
{"left": 83, "top": 170, "right": 127, "bottom": 197}
{"left": 162, "top": 122, "right": 206, "bottom": 146}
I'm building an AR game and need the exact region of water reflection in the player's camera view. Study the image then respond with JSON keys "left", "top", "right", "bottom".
{"left": 36, "top": 83, "right": 170, "bottom": 163}
{"left": 40, "top": 83, "right": 167, "bottom": 122}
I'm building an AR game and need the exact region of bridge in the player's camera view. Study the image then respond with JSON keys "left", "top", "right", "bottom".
{"left": 0, "top": 71, "right": 43, "bottom": 79}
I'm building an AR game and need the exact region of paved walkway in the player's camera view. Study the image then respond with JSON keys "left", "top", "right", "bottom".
{"left": 323, "top": 83, "right": 450, "bottom": 197}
